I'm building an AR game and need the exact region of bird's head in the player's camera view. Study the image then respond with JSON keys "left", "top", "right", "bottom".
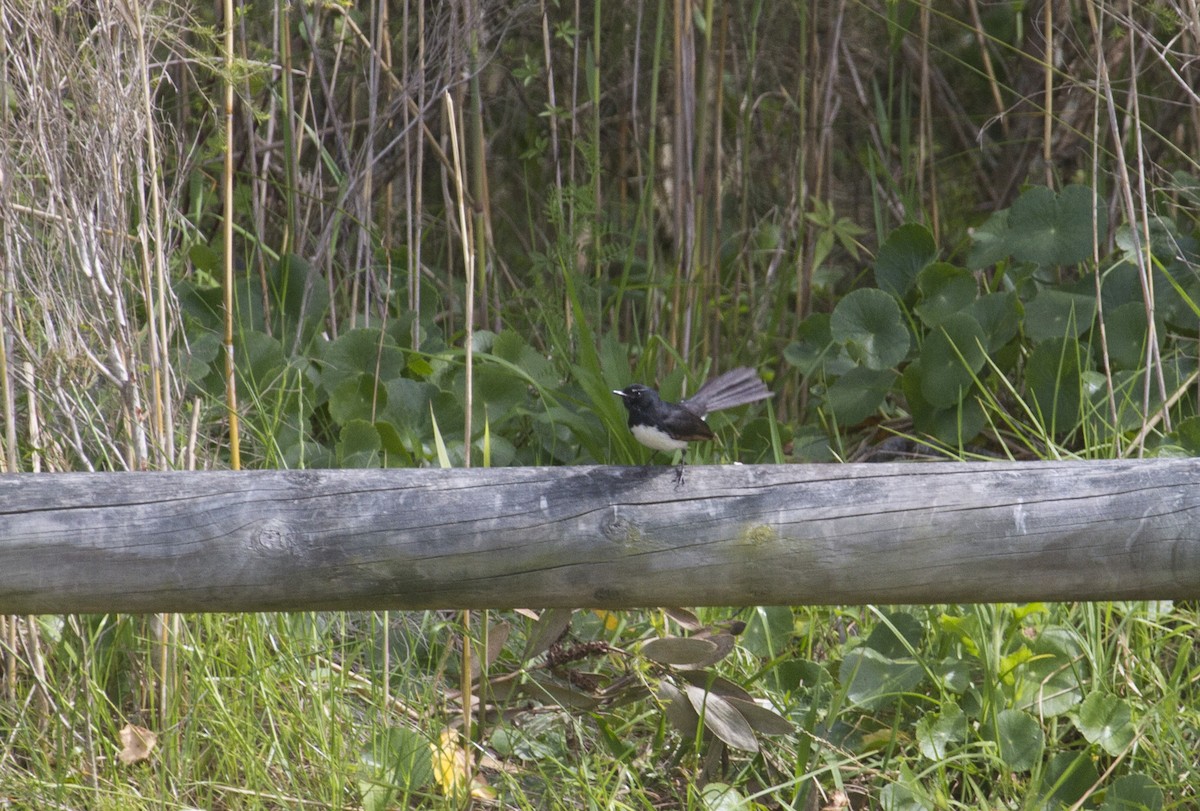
{"left": 612, "top": 384, "right": 660, "bottom": 411}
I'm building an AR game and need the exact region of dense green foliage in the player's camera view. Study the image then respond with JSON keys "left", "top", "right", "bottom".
{"left": 3, "top": 0, "right": 1200, "bottom": 808}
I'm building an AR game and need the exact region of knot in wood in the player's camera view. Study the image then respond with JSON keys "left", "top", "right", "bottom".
{"left": 250, "top": 518, "right": 295, "bottom": 553}
{"left": 601, "top": 510, "right": 641, "bottom": 545}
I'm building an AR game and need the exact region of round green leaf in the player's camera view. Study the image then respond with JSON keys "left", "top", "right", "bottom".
{"left": 1103, "top": 301, "right": 1153, "bottom": 370}
{"left": 337, "top": 419, "right": 382, "bottom": 468}
{"left": 740, "top": 605, "right": 795, "bottom": 658}
{"left": 784, "top": 313, "right": 852, "bottom": 376}
{"left": 379, "top": 377, "right": 436, "bottom": 436}
{"left": 917, "top": 313, "right": 987, "bottom": 408}
{"left": 235, "top": 329, "right": 288, "bottom": 394}
{"left": 839, "top": 647, "right": 925, "bottom": 711}
{"left": 935, "top": 656, "right": 971, "bottom": 694}
{"left": 1008, "top": 184, "right": 1108, "bottom": 266}
{"left": 823, "top": 366, "right": 898, "bottom": 426}
{"left": 1166, "top": 415, "right": 1200, "bottom": 455}
{"left": 320, "top": 329, "right": 407, "bottom": 392}
{"left": 994, "top": 708, "right": 1044, "bottom": 772}
{"left": 1039, "top": 751, "right": 1099, "bottom": 808}
{"left": 874, "top": 223, "right": 937, "bottom": 297}
{"left": 1016, "top": 626, "right": 1087, "bottom": 717}
{"left": 864, "top": 611, "right": 923, "bottom": 659}
{"left": 966, "top": 208, "right": 1011, "bottom": 270}
{"left": 699, "top": 783, "right": 751, "bottom": 811}
{"left": 914, "top": 262, "right": 977, "bottom": 326}
{"left": 1027, "top": 337, "right": 1088, "bottom": 437}
{"left": 967, "top": 292, "right": 1022, "bottom": 352}
{"left": 1024, "top": 289, "right": 1097, "bottom": 343}
{"left": 879, "top": 782, "right": 934, "bottom": 811}
{"left": 831, "top": 288, "right": 910, "bottom": 370}
{"left": 901, "top": 361, "right": 986, "bottom": 445}
{"left": 330, "top": 373, "right": 385, "bottom": 426}
{"left": 359, "top": 726, "right": 433, "bottom": 811}
{"left": 1074, "top": 692, "right": 1134, "bottom": 756}
{"left": 492, "top": 329, "right": 559, "bottom": 388}
{"left": 916, "top": 702, "right": 967, "bottom": 760}
{"left": 1101, "top": 774, "right": 1163, "bottom": 811}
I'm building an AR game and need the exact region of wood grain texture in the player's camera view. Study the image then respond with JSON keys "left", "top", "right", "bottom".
{"left": 2, "top": 461, "right": 1199, "bottom": 613}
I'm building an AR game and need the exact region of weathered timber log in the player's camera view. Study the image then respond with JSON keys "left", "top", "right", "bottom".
{"left": 1, "top": 461, "right": 1199, "bottom": 613}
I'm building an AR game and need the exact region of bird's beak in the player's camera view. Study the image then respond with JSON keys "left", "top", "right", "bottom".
{"left": 612, "top": 389, "right": 625, "bottom": 397}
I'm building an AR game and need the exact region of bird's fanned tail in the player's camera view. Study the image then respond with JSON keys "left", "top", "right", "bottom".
{"left": 681, "top": 367, "right": 772, "bottom": 416}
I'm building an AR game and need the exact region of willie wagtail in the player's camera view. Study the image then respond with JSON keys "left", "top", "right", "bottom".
{"left": 613, "top": 367, "right": 772, "bottom": 476}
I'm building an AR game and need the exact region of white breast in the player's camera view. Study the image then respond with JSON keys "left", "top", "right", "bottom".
{"left": 631, "top": 423, "right": 689, "bottom": 452}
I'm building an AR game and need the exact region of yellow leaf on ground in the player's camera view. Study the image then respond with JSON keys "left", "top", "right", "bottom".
{"left": 430, "top": 728, "right": 496, "bottom": 800}
{"left": 117, "top": 724, "right": 156, "bottom": 765}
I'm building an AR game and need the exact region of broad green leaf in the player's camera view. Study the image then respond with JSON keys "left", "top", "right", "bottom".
{"left": 784, "top": 314, "right": 832, "bottom": 375}
{"left": 831, "top": 288, "right": 910, "bottom": 369}
{"left": 1103, "top": 301, "right": 1153, "bottom": 370}
{"left": 879, "top": 774, "right": 933, "bottom": 811}
{"left": 784, "top": 313, "right": 854, "bottom": 377}
{"left": 1114, "top": 214, "right": 1191, "bottom": 267}
{"left": 179, "top": 330, "right": 224, "bottom": 393}
{"left": 966, "top": 292, "right": 1022, "bottom": 352}
{"left": 236, "top": 329, "right": 288, "bottom": 394}
{"left": 379, "top": 377, "right": 437, "bottom": 435}
{"left": 1101, "top": 774, "right": 1163, "bottom": 811}
{"left": 330, "top": 374, "right": 385, "bottom": 425}
{"left": 1008, "top": 184, "right": 1107, "bottom": 266}
{"left": 1074, "top": 692, "right": 1134, "bottom": 756}
{"left": 1015, "top": 626, "right": 1087, "bottom": 717}
{"left": 1039, "top": 751, "right": 1099, "bottom": 808}
{"left": 188, "top": 242, "right": 221, "bottom": 274}
{"left": 993, "top": 708, "right": 1044, "bottom": 772}
{"left": 1023, "top": 290, "right": 1097, "bottom": 343}
{"left": 320, "top": 329, "right": 407, "bottom": 392}
{"left": 935, "top": 656, "right": 971, "bottom": 694}
{"left": 1027, "top": 337, "right": 1088, "bottom": 437}
{"left": 824, "top": 366, "right": 897, "bottom": 426}
{"left": 466, "top": 364, "right": 529, "bottom": 425}
{"left": 772, "top": 659, "right": 831, "bottom": 693}
{"left": 360, "top": 726, "right": 433, "bottom": 811}
{"left": 699, "top": 783, "right": 751, "bottom": 811}
{"left": 1167, "top": 415, "right": 1200, "bottom": 455}
{"left": 492, "top": 329, "right": 559, "bottom": 389}
{"left": 865, "top": 611, "right": 923, "bottom": 659}
{"left": 914, "top": 262, "right": 977, "bottom": 326}
{"left": 966, "top": 208, "right": 1011, "bottom": 269}
{"left": 916, "top": 701, "right": 966, "bottom": 760}
{"left": 269, "top": 254, "right": 328, "bottom": 348}
{"left": 337, "top": 419, "right": 382, "bottom": 468}
{"left": 839, "top": 647, "right": 925, "bottom": 711}
{"left": 1172, "top": 169, "right": 1200, "bottom": 206}
{"left": 917, "top": 313, "right": 987, "bottom": 408}
{"left": 741, "top": 605, "right": 794, "bottom": 659}
{"left": 901, "top": 361, "right": 986, "bottom": 445}
{"left": 875, "top": 223, "right": 937, "bottom": 297}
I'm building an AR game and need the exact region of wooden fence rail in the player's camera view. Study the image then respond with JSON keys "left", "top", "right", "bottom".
{"left": 2, "top": 461, "right": 1199, "bottom": 613}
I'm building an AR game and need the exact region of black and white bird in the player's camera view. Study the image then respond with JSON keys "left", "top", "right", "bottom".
{"left": 612, "top": 368, "right": 772, "bottom": 473}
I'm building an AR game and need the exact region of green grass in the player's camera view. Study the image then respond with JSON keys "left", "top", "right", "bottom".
{"left": 4, "top": 600, "right": 1199, "bottom": 808}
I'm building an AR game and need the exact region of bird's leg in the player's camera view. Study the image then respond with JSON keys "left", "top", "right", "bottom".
{"left": 673, "top": 451, "right": 687, "bottom": 487}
